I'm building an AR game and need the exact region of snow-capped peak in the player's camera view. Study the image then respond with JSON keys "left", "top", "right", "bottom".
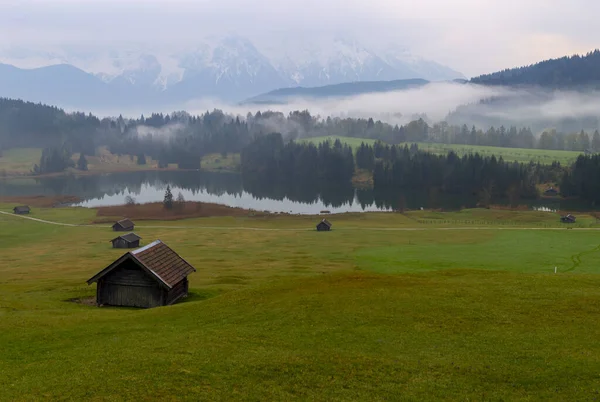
{"left": 0, "top": 35, "right": 465, "bottom": 103}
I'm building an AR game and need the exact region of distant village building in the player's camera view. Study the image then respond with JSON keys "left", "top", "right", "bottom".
{"left": 13, "top": 206, "right": 30, "bottom": 215}
{"left": 561, "top": 214, "right": 576, "bottom": 223}
{"left": 110, "top": 233, "right": 142, "bottom": 249}
{"left": 317, "top": 219, "right": 332, "bottom": 231}
{"left": 87, "top": 240, "right": 196, "bottom": 308}
{"left": 112, "top": 218, "right": 135, "bottom": 232}
{"left": 544, "top": 187, "right": 559, "bottom": 196}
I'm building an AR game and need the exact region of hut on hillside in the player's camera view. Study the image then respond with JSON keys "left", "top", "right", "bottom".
{"left": 561, "top": 214, "right": 576, "bottom": 223}
{"left": 317, "top": 219, "right": 332, "bottom": 231}
{"left": 110, "top": 233, "right": 142, "bottom": 249}
{"left": 13, "top": 206, "right": 30, "bottom": 215}
{"left": 544, "top": 187, "right": 559, "bottom": 196}
{"left": 112, "top": 218, "right": 135, "bottom": 232}
{"left": 87, "top": 240, "right": 196, "bottom": 308}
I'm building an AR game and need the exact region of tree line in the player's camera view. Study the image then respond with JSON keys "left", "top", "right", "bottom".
{"left": 471, "top": 50, "right": 600, "bottom": 88}
{"left": 241, "top": 133, "right": 355, "bottom": 186}
{"left": 4, "top": 97, "right": 600, "bottom": 171}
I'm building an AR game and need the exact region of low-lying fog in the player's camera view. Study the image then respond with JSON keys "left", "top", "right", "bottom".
{"left": 82, "top": 82, "right": 600, "bottom": 133}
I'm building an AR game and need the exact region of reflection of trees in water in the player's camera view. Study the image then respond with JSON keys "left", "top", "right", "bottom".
{"left": 0, "top": 171, "right": 243, "bottom": 202}
{"left": 0, "top": 171, "right": 587, "bottom": 211}
{"left": 242, "top": 174, "right": 357, "bottom": 209}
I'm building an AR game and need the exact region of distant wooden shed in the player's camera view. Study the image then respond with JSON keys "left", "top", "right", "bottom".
{"left": 561, "top": 214, "right": 576, "bottom": 223}
{"left": 317, "top": 219, "right": 332, "bottom": 231}
{"left": 13, "top": 205, "right": 30, "bottom": 215}
{"left": 544, "top": 187, "right": 559, "bottom": 196}
{"left": 112, "top": 218, "right": 135, "bottom": 232}
{"left": 87, "top": 240, "right": 196, "bottom": 308}
{"left": 110, "top": 233, "right": 141, "bottom": 249}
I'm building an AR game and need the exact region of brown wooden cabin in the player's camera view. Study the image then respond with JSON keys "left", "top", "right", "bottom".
{"left": 317, "top": 219, "right": 332, "bottom": 231}
{"left": 13, "top": 205, "right": 30, "bottom": 215}
{"left": 87, "top": 240, "right": 196, "bottom": 308}
{"left": 112, "top": 218, "right": 135, "bottom": 232}
{"left": 110, "top": 233, "right": 141, "bottom": 249}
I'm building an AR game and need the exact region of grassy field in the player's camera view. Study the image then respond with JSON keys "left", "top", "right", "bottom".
{"left": 0, "top": 147, "right": 239, "bottom": 177}
{"left": 405, "top": 142, "right": 582, "bottom": 165}
{"left": 298, "top": 137, "right": 582, "bottom": 165}
{"left": 201, "top": 152, "right": 241, "bottom": 172}
{"left": 1, "top": 204, "right": 600, "bottom": 400}
{"left": 0, "top": 147, "right": 42, "bottom": 175}
{"left": 300, "top": 136, "right": 378, "bottom": 148}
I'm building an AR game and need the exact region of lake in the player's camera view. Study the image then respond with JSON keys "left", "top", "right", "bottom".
{"left": 0, "top": 170, "right": 586, "bottom": 214}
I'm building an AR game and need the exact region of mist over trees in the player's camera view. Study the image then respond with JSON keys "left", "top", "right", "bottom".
{"left": 4, "top": 95, "right": 600, "bottom": 205}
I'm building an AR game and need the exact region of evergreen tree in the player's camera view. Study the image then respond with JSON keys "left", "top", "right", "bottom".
{"left": 77, "top": 153, "right": 88, "bottom": 171}
{"left": 593, "top": 130, "right": 600, "bottom": 151}
{"left": 163, "top": 185, "right": 174, "bottom": 210}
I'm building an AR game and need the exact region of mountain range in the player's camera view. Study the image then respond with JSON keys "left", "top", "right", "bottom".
{"left": 241, "top": 79, "right": 432, "bottom": 105}
{"left": 0, "top": 35, "right": 464, "bottom": 110}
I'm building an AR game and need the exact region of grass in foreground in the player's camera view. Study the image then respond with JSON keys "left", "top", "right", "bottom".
{"left": 1, "top": 207, "right": 600, "bottom": 400}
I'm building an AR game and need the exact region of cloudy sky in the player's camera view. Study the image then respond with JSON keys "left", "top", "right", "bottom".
{"left": 0, "top": 0, "right": 597, "bottom": 77}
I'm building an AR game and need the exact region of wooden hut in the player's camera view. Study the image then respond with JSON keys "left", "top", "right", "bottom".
{"left": 13, "top": 205, "right": 30, "bottom": 215}
{"left": 544, "top": 187, "right": 559, "bottom": 196}
{"left": 112, "top": 218, "right": 135, "bottom": 232}
{"left": 87, "top": 240, "right": 196, "bottom": 308}
{"left": 316, "top": 219, "right": 332, "bottom": 231}
{"left": 561, "top": 214, "right": 576, "bottom": 223}
{"left": 110, "top": 233, "right": 141, "bottom": 249}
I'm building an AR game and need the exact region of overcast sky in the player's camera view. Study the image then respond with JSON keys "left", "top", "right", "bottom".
{"left": 0, "top": 0, "right": 597, "bottom": 77}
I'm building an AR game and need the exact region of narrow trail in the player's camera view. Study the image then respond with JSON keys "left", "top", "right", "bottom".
{"left": 3, "top": 211, "right": 600, "bottom": 232}
{"left": 566, "top": 244, "right": 600, "bottom": 272}
{"left": 0, "top": 211, "right": 106, "bottom": 227}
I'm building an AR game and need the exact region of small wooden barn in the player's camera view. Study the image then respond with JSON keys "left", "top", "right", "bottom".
{"left": 317, "top": 219, "right": 332, "bottom": 231}
{"left": 561, "top": 214, "right": 576, "bottom": 223}
{"left": 87, "top": 240, "right": 196, "bottom": 308}
{"left": 110, "top": 233, "right": 141, "bottom": 249}
{"left": 112, "top": 218, "right": 135, "bottom": 232}
{"left": 13, "top": 205, "right": 30, "bottom": 215}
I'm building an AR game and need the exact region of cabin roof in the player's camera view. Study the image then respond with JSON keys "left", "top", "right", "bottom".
{"left": 113, "top": 218, "right": 134, "bottom": 228}
{"left": 87, "top": 240, "right": 196, "bottom": 288}
{"left": 319, "top": 219, "right": 332, "bottom": 227}
{"left": 13, "top": 205, "right": 30, "bottom": 212}
{"left": 109, "top": 232, "right": 142, "bottom": 243}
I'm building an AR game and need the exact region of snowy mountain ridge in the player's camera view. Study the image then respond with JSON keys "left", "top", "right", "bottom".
{"left": 0, "top": 35, "right": 465, "bottom": 108}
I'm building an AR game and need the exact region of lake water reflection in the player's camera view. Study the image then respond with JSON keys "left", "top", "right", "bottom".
{"left": 0, "top": 170, "right": 586, "bottom": 214}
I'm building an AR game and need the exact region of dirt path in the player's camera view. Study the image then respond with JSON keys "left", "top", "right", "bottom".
{"left": 566, "top": 244, "right": 600, "bottom": 272}
{"left": 0, "top": 211, "right": 105, "bottom": 227}
{"left": 3, "top": 210, "right": 600, "bottom": 232}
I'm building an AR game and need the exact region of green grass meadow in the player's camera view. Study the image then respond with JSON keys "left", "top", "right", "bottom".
{"left": 404, "top": 142, "right": 582, "bottom": 165}
{"left": 1, "top": 205, "right": 600, "bottom": 400}
{"left": 299, "top": 136, "right": 378, "bottom": 149}
{"left": 299, "top": 137, "right": 582, "bottom": 164}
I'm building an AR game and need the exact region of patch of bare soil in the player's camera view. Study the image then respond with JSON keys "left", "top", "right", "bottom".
{"left": 66, "top": 297, "right": 96, "bottom": 306}
{"left": 94, "top": 201, "right": 274, "bottom": 222}
{"left": 0, "top": 195, "right": 81, "bottom": 208}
